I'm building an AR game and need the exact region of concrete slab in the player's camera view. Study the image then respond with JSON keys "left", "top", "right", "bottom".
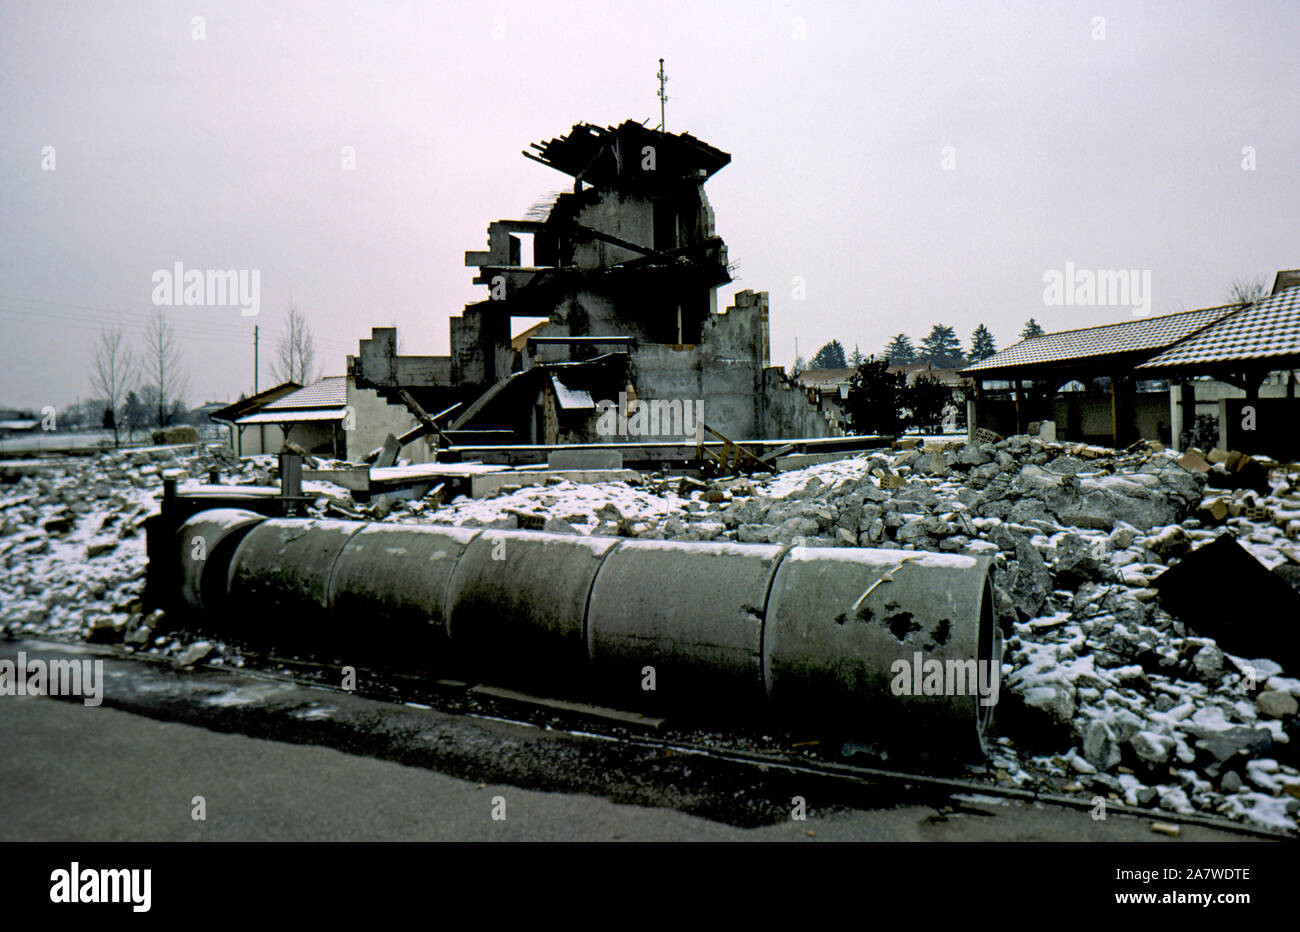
{"left": 469, "top": 469, "right": 641, "bottom": 498}
{"left": 303, "top": 468, "right": 371, "bottom": 493}
{"left": 547, "top": 449, "right": 624, "bottom": 470}
{"left": 774, "top": 451, "right": 860, "bottom": 471}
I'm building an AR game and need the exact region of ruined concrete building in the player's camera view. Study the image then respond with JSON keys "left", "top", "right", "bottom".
{"left": 351, "top": 120, "right": 837, "bottom": 446}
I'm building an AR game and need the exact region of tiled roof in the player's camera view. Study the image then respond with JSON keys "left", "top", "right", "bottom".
{"left": 235, "top": 408, "right": 345, "bottom": 426}
{"left": 798, "top": 368, "right": 856, "bottom": 386}
{"left": 207, "top": 382, "right": 302, "bottom": 422}
{"left": 262, "top": 376, "right": 347, "bottom": 410}
{"left": 961, "top": 305, "right": 1241, "bottom": 375}
{"left": 1136, "top": 287, "right": 1300, "bottom": 370}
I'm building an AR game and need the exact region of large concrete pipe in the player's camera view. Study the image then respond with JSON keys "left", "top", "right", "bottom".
{"left": 176, "top": 509, "right": 267, "bottom": 618}
{"left": 226, "top": 518, "right": 365, "bottom": 658}
{"left": 327, "top": 524, "right": 481, "bottom": 668}
{"left": 586, "top": 539, "right": 788, "bottom": 710}
{"left": 444, "top": 530, "right": 620, "bottom": 685}
{"left": 763, "top": 549, "right": 997, "bottom": 755}
{"left": 329, "top": 524, "right": 481, "bottom": 628}
{"left": 172, "top": 511, "right": 998, "bottom": 754}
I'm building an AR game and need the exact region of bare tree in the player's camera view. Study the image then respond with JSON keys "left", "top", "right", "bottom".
{"left": 89, "top": 325, "right": 135, "bottom": 447}
{"left": 144, "top": 309, "right": 189, "bottom": 428}
{"left": 272, "top": 303, "right": 317, "bottom": 385}
{"left": 1229, "top": 276, "right": 1267, "bottom": 305}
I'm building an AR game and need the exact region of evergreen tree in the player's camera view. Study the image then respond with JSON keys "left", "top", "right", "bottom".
{"left": 1021, "top": 318, "right": 1045, "bottom": 340}
{"left": 121, "top": 390, "right": 146, "bottom": 441}
{"left": 849, "top": 344, "right": 863, "bottom": 367}
{"left": 883, "top": 333, "right": 917, "bottom": 365}
{"left": 968, "top": 324, "right": 997, "bottom": 362}
{"left": 906, "top": 374, "right": 952, "bottom": 432}
{"left": 919, "top": 324, "right": 965, "bottom": 368}
{"left": 845, "top": 358, "right": 908, "bottom": 436}
{"left": 810, "top": 339, "right": 847, "bottom": 370}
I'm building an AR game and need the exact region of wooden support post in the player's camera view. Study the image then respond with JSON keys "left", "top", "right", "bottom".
{"left": 1179, "top": 380, "right": 1196, "bottom": 449}
{"left": 1110, "top": 375, "right": 1119, "bottom": 448}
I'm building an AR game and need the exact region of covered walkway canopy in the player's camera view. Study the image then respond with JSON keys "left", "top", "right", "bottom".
{"left": 961, "top": 270, "right": 1300, "bottom": 453}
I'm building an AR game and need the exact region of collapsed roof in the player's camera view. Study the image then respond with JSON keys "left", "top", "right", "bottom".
{"left": 524, "top": 120, "right": 731, "bottom": 191}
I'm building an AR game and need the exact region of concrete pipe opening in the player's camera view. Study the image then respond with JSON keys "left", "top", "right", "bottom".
{"left": 762, "top": 549, "right": 998, "bottom": 759}
{"left": 175, "top": 509, "right": 267, "bottom": 620}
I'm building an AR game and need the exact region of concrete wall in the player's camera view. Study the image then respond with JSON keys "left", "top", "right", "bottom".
{"left": 760, "top": 369, "right": 837, "bottom": 439}
{"left": 620, "top": 290, "right": 819, "bottom": 441}
{"left": 230, "top": 423, "right": 285, "bottom": 456}
{"left": 284, "top": 423, "right": 337, "bottom": 456}
{"left": 344, "top": 379, "right": 432, "bottom": 464}
{"left": 573, "top": 192, "right": 655, "bottom": 268}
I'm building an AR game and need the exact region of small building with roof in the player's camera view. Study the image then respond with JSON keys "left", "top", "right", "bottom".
{"left": 960, "top": 270, "right": 1299, "bottom": 457}
{"left": 211, "top": 375, "right": 437, "bottom": 462}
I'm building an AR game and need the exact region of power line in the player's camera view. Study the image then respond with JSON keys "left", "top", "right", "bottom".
{"left": 0, "top": 293, "right": 260, "bottom": 331}
{"left": 0, "top": 310, "right": 253, "bottom": 345}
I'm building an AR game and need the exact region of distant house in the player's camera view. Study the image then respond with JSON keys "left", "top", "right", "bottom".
{"left": 0, "top": 409, "right": 40, "bottom": 436}
{"left": 211, "top": 375, "right": 437, "bottom": 463}
{"left": 187, "top": 401, "right": 230, "bottom": 439}
{"left": 796, "top": 364, "right": 969, "bottom": 434}
{"left": 794, "top": 368, "right": 857, "bottom": 434}
{"left": 886, "top": 362, "right": 967, "bottom": 389}
{"left": 208, "top": 382, "right": 301, "bottom": 456}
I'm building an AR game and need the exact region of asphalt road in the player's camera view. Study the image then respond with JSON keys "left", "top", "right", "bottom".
{"left": 1, "top": 694, "right": 1257, "bottom": 842}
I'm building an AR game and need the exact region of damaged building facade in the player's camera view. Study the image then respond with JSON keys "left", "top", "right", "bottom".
{"left": 351, "top": 120, "right": 836, "bottom": 449}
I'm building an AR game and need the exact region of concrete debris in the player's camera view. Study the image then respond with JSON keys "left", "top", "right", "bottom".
{"left": 1258, "top": 690, "right": 1300, "bottom": 718}
{"left": 1153, "top": 533, "right": 1300, "bottom": 672}
{"left": 177, "top": 639, "right": 215, "bottom": 667}
{"left": 3, "top": 432, "right": 1300, "bottom": 831}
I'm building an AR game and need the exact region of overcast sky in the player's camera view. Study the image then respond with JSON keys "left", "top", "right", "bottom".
{"left": 1, "top": 0, "right": 1296, "bottom": 411}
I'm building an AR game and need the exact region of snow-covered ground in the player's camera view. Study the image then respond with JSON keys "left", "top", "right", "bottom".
{"left": 3, "top": 437, "right": 1299, "bottom": 832}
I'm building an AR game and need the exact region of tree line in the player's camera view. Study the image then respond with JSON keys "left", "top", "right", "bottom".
{"left": 86, "top": 303, "right": 317, "bottom": 447}
{"left": 793, "top": 319, "right": 1046, "bottom": 376}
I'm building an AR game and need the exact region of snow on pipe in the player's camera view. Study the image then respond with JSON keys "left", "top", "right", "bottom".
{"left": 175, "top": 512, "right": 999, "bottom": 753}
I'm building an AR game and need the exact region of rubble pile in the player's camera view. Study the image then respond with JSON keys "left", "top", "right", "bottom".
{"left": 0, "top": 443, "right": 346, "bottom": 659}
{"left": 408, "top": 435, "right": 1300, "bottom": 831}
{"left": 2, "top": 435, "right": 1299, "bottom": 831}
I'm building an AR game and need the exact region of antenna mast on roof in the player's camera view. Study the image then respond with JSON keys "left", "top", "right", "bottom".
{"left": 657, "top": 58, "right": 669, "bottom": 132}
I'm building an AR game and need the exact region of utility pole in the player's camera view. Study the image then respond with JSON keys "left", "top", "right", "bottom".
{"left": 657, "top": 58, "right": 669, "bottom": 132}
{"left": 253, "top": 324, "right": 262, "bottom": 454}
